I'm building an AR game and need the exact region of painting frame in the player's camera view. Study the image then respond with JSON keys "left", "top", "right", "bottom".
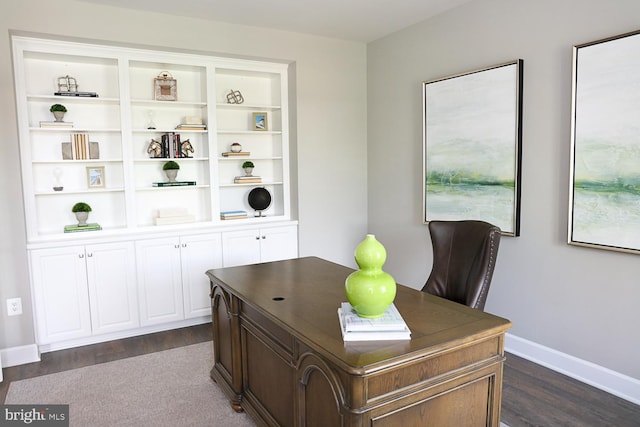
{"left": 252, "top": 112, "right": 268, "bottom": 131}
{"left": 86, "top": 166, "right": 105, "bottom": 189}
{"left": 422, "top": 59, "right": 523, "bottom": 236}
{"left": 568, "top": 29, "right": 640, "bottom": 254}
{"left": 154, "top": 71, "right": 177, "bottom": 101}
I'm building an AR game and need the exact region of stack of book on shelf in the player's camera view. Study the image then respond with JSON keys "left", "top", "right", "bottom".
{"left": 158, "top": 132, "right": 189, "bottom": 158}
{"left": 64, "top": 223, "right": 102, "bottom": 233}
{"left": 175, "top": 123, "right": 207, "bottom": 131}
{"left": 222, "top": 151, "right": 251, "bottom": 157}
{"left": 175, "top": 116, "right": 205, "bottom": 129}
{"left": 154, "top": 207, "right": 195, "bottom": 225}
{"left": 61, "top": 133, "right": 99, "bottom": 160}
{"left": 234, "top": 175, "right": 262, "bottom": 184}
{"left": 337, "top": 302, "right": 411, "bottom": 342}
{"left": 220, "top": 210, "right": 248, "bottom": 220}
{"left": 152, "top": 181, "right": 197, "bottom": 187}
{"left": 54, "top": 91, "right": 98, "bottom": 97}
{"left": 40, "top": 121, "right": 73, "bottom": 129}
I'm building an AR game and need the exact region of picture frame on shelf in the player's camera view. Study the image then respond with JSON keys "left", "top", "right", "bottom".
{"left": 154, "top": 71, "right": 177, "bottom": 101}
{"left": 87, "top": 166, "right": 105, "bottom": 188}
{"left": 568, "top": 29, "right": 640, "bottom": 254}
{"left": 252, "top": 112, "right": 268, "bottom": 131}
{"left": 422, "top": 59, "right": 523, "bottom": 236}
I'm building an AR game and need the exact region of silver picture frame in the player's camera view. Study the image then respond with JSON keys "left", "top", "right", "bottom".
{"left": 568, "top": 29, "right": 640, "bottom": 254}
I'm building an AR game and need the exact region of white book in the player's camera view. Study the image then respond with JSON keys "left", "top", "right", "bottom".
{"left": 337, "top": 308, "right": 411, "bottom": 342}
{"left": 158, "top": 207, "right": 189, "bottom": 218}
{"left": 340, "top": 302, "right": 408, "bottom": 332}
{"left": 154, "top": 215, "right": 195, "bottom": 225}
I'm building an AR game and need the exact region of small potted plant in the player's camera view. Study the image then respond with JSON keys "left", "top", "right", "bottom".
{"left": 72, "top": 202, "right": 92, "bottom": 226}
{"left": 163, "top": 160, "right": 180, "bottom": 182}
{"left": 50, "top": 104, "right": 67, "bottom": 122}
{"left": 242, "top": 161, "right": 254, "bottom": 176}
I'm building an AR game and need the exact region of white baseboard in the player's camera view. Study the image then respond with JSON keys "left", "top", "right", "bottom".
{"left": 0, "top": 344, "right": 40, "bottom": 369}
{"left": 505, "top": 333, "right": 640, "bottom": 405}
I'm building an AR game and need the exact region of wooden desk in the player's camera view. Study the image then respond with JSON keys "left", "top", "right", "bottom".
{"left": 207, "top": 256, "right": 511, "bottom": 427}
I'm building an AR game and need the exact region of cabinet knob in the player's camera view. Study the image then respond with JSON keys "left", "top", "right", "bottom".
{"left": 182, "top": 243, "right": 187, "bottom": 248}
{"left": 255, "top": 236, "right": 260, "bottom": 240}
{"left": 174, "top": 244, "right": 180, "bottom": 249}
{"left": 79, "top": 254, "right": 84, "bottom": 258}
{"left": 262, "top": 236, "right": 266, "bottom": 239}
{"left": 87, "top": 253, "right": 93, "bottom": 257}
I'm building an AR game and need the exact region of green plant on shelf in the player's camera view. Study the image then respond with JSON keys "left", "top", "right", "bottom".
{"left": 242, "top": 161, "right": 254, "bottom": 168}
{"left": 71, "top": 202, "right": 92, "bottom": 213}
{"left": 163, "top": 161, "right": 180, "bottom": 170}
{"left": 49, "top": 104, "right": 67, "bottom": 112}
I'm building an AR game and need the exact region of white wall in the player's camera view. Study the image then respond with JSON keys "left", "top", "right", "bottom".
{"left": 367, "top": 0, "right": 640, "bottom": 380}
{"left": 0, "top": 0, "right": 367, "bottom": 349}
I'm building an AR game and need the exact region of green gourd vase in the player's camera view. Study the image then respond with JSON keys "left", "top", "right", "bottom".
{"left": 344, "top": 234, "right": 397, "bottom": 318}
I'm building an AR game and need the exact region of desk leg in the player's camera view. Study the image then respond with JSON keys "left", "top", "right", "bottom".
{"left": 210, "top": 283, "right": 244, "bottom": 412}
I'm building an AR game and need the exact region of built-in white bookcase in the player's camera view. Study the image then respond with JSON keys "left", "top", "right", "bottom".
{"left": 12, "top": 35, "right": 297, "bottom": 351}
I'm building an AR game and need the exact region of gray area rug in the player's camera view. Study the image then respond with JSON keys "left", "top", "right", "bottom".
{"left": 5, "top": 342, "right": 255, "bottom": 427}
{"left": 6, "top": 341, "right": 509, "bottom": 426}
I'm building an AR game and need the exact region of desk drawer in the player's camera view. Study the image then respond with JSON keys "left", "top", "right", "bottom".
{"left": 241, "top": 302, "right": 295, "bottom": 357}
{"left": 367, "top": 336, "right": 502, "bottom": 401}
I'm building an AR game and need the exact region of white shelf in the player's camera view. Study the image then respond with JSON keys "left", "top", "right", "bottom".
{"left": 35, "top": 188, "right": 125, "bottom": 196}
{"left": 216, "top": 103, "right": 281, "bottom": 111}
{"left": 33, "top": 158, "right": 122, "bottom": 164}
{"left": 30, "top": 128, "right": 121, "bottom": 132}
{"left": 27, "top": 94, "right": 120, "bottom": 104}
{"left": 132, "top": 129, "right": 208, "bottom": 133}
{"left": 134, "top": 157, "right": 209, "bottom": 162}
{"left": 136, "top": 184, "right": 211, "bottom": 191}
{"left": 219, "top": 182, "right": 283, "bottom": 187}
{"left": 218, "top": 156, "right": 282, "bottom": 161}
{"left": 217, "top": 130, "right": 282, "bottom": 135}
{"left": 131, "top": 99, "right": 207, "bottom": 107}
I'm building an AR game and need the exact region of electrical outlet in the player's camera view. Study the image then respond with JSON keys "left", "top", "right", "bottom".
{"left": 7, "top": 298, "right": 22, "bottom": 316}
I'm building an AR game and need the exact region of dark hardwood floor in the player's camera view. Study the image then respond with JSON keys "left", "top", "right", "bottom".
{"left": 2, "top": 324, "right": 639, "bottom": 426}
{"left": 502, "top": 353, "right": 640, "bottom": 427}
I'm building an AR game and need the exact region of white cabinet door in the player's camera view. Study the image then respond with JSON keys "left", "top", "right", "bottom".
{"left": 30, "top": 246, "right": 92, "bottom": 344}
{"left": 260, "top": 226, "right": 298, "bottom": 263}
{"left": 222, "top": 229, "right": 263, "bottom": 267}
{"left": 222, "top": 225, "right": 298, "bottom": 267}
{"left": 222, "top": 229, "right": 260, "bottom": 267}
{"left": 86, "top": 242, "right": 139, "bottom": 334}
{"left": 135, "top": 237, "right": 184, "bottom": 326}
{"left": 180, "top": 233, "right": 223, "bottom": 318}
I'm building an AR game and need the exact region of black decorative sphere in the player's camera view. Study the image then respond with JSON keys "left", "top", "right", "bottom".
{"left": 248, "top": 187, "right": 272, "bottom": 215}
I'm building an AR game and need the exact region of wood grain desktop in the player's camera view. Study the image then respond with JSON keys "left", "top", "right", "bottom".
{"left": 207, "top": 256, "right": 512, "bottom": 426}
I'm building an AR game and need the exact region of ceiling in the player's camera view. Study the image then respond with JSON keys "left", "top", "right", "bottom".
{"left": 76, "top": 0, "right": 474, "bottom": 43}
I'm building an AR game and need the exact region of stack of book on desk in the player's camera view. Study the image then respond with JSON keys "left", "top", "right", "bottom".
{"left": 337, "top": 302, "right": 411, "bottom": 342}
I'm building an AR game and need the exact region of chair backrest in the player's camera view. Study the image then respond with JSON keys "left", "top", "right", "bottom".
{"left": 422, "top": 220, "right": 501, "bottom": 310}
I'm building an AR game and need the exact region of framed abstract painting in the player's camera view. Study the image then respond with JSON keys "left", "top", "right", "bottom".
{"left": 569, "top": 29, "right": 640, "bottom": 253}
{"left": 422, "top": 60, "right": 523, "bottom": 236}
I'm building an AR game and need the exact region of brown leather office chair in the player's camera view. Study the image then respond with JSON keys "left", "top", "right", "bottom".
{"left": 422, "top": 220, "right": 501, "bottom": 311}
